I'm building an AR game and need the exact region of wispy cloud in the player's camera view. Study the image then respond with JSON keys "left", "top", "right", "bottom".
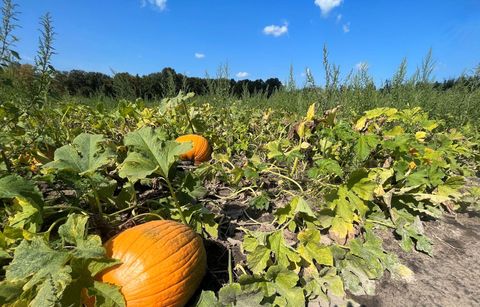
{"left": 336, "top": 14, "right": 342, "bottom": 23}
{"left": 314, "top": 0, "right": 343, "bottom": 16}
{"left": 342, "top": 22, "right": 350, "bottom": 33}
{"left": 141, "top": 0, "right": 167, "bottom": 11}
{"left": 263, "top": 22, "right": 288, "bottom": 37}
{"left": 355, "top": 62, "right": 369, "bottom": 71}
{"left": 236, "top": 72, "right": 249, "bottom": 78}
{"left": 194, "top": 53, "right": 205, "bottom": 59}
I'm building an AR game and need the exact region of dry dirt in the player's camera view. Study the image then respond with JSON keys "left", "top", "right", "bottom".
{"left": 351, "top": 211, "right": 480, "bottom": 307}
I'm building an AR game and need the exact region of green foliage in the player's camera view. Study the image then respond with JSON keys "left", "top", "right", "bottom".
{"left": 44, "top": 133, "right": 115, "bottom": 176}
{"left": 0, "top": 89, "right": 477, "bottom": 306}
{"left": 0, "top": 214, "right": 125, "bottom": 307}
{"left": 118, "top": 126, "right": 191, "bottom": 181}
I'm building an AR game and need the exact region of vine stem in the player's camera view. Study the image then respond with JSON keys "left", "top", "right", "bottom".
{"left": 365, "top": 218, "right": 395, "bottom": 228}
{"left": 214, "top": 186, "right": 256, "bottom": 200}
{"left": 261, "top": 169, "right": 304, "bottom": 193}
{"left": 164, "top": 177, "right": 188, "bottom": 225}
{"left": 129, "top": 212, "right": 164, "bottom": 221}
{"left": 107, "top": 204, "right": 138, "bottom": 217}
{"left": 43, "top": 216, "right": 68, "bottom": 240}
{"left": 290, "top": 156, "right": 299, "bottom": 178}
{"left": 228, "top": 248, "right": 233, "bottom": 284}
{"left": 44, "top": 205, "right": 88, "bottom": 214}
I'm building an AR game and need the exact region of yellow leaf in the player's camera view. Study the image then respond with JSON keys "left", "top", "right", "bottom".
{"left": 355, "top": 116, "right": 368, "bottom": 131}
{"left": 415, "top": 131, "right": 427, "bottom": 142}
{"left": 297, "top": 121, "right": 305, "bottom": 138}
{"left": 306, "top": 103, "right": 316, "bottom": 121}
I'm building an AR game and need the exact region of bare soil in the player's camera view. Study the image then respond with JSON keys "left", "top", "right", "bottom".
{"left": 352, "top": 211, "right": 480, "bottom": 307}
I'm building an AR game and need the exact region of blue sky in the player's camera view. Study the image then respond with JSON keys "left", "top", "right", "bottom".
{"left": 14, "top": 0, "right": 480, "bottom": 84}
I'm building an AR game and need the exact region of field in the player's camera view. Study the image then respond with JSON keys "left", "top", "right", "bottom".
{"left": 1, "top": 1, "right": 480, "bottom": 306}
{"left": 1, "top": 86, "right": 479, "bottom": 306}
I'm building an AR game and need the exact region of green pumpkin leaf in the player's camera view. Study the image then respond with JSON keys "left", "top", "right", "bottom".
{"left": 246, "top": 245, "right": 271, "bottom": 274}
{"left": 29, "top": 267, "right": 72, "bottom": 307}
{"left": 355, "top": 134, "right": 379, "bottom": 161}
{"left": 58, "top": 214, "right": 105, "bottom": 259}
{"left": 0, "top": 175, "right": 44, "bottom": 232}
{"left": 5, "top": 237, "right": 70, "bottom": 282}
{"left": 195, "top": 290, "right": 220, "bottom": 307}
{"left": 119, "top": 126, "right": 191, "bottom": 182}
{"left": 308, "top": 158, "right": 343, "bottom": 179}
{"left": 329, "top": 216, "right": 355, "bottom": 244}
{"left": 218, "top": 283, "right": 242, "bottom": 305}
{"left": 87, "top": 281, "right": 126, "bottom": 307}
{"left": 0, "top": 280, "right": 24, "bottom": 305}
{"left": 0, "top": 175, "right": 43, "bottom": 205}
{"left": 266, "top": 265, "right": 305, "bottom": 307}
{"left": 44, "top": 133, "right": 115, "bottom": 176}
{"left": 268, "top": 231, "right": 301, "bottom": 267}
{"left": 297, "top": 228, "right": 333, "bottom": 266}
{"left": 292, "top": 196, "right": 316, "bottom": 219}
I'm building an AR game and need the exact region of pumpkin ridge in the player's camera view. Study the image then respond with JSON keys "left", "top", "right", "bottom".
{"left": 113, "top": 223, "right": 188, "bottom": 280}
{"left": 93, "top": 220, "right": 206, "bottom": 307}
{"left": 127, "top": 236, "right": 203, "bottom": 289}
{"left": 127, "top": 244, "right": 205, "bottom": 303}
{"left": 161, "top": 249, "right": 206, "bottom": 304}
{"left": 122, "top": 232, "right": 201, "bottom": 291}
{"left": 104, "top": 222, "right": 165, "bottom": 261}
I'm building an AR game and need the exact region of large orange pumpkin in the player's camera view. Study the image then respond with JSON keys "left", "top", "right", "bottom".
{"left": 87, "top": 220, "right": 207, "bottom": 307}
{"left": 175, "top": 134, "right": 212, "bottom": 165}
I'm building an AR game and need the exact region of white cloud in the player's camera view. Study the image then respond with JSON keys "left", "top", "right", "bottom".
{"left": 236, "top": 72, "right": 249, "bottom": 78}
{"left": 141, "top": 0, "right": 167, "bottom": 11}
{"left": 263, "top": 22, "right": 288, "bottom": 37}
{"left": 343, "top": 22, "right": 350, "bottom": 33}
{"left": 315, "top": 0, "right": 343, "bottom": 16}
{"left": 355, "top": 62, "right": 369, "bottom": 71}
{"left": 336, "top": 14, "right": 342, "bottom": 23}
{"left": 194, "top": 53, "right": 205, "bottom": 59}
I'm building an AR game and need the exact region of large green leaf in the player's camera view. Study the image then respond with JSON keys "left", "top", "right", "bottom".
{"left": 297, "top": 228, "right": 333, "bottom": 266}
{"left": 355, "top": 134, "right": 379, "bottom": 161}
{"left": 44, "top": 133, "right": 115, "bottom": 176}
{"left": 265, "top": 265, "right": 305, "bottom": 307}
{"left": 196, "top": 290, "right": 221, "bottom": 307}
{"left": 268, "top": 231, "right": 301, "bottom": 268}
{"left": 0, "top": 175, "right": 43, "bottom": 205}
{"left": 246, "top": 245, "right": 271, "bottom": 274}
{"left": 118, "top": 127, "right": 192, "bottom": 182}
{"left": 58, "top": 214, "right": 105, "bottom": 259}
{"left": 5, "top": 237, "right": 70, "bottom": 282}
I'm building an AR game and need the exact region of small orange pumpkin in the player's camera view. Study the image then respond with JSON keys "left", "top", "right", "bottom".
{"left": 86, "top": 220, "right": 207, "bottom": 307}
{"left": 175, "top": 134, "right": 212, "bottom": 165}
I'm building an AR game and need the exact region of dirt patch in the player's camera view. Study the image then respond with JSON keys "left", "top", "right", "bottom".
{"left": 352, "top": 213, "right": 480, "bottom": 307}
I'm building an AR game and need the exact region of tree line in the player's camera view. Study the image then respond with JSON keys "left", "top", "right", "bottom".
{"left": 41, "top": 65, "right": 283, "bottom": 100}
